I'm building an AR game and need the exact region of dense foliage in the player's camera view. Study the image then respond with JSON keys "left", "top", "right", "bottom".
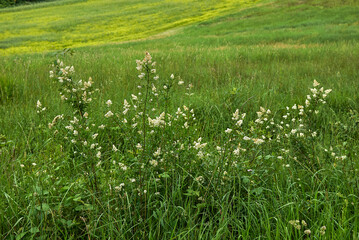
{"left": 0, "top": 0, "right": 48, "bottom": 8}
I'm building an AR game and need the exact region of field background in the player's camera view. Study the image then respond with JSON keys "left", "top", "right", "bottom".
{"left": 1, "top": 0, "right": 359, "bottom": 138}
{"left": 1, "top": 0, "right": 359, "bottom": 239}
{"left": 0, "top": 0, "right": 256, "bottom": 55}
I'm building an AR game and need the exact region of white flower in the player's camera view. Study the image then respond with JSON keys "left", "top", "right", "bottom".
{"left": 151, "top": 69, "right": 156, "bottom": 73}
{"left": 138, "top": 73, "right": 145, "bottom": 79}
{"left": 96, "top": 151, "right": 101, "bottom": 159}
{"left": 232, "top": 109, "right": 240, "bottom": 120}
{"left": 195, "top": 176, "right": 204, "bottom": 183}
{"left": 291, "top": 129, "right": 297, "bottom": 134}
{"left": 243, "top": 136, "right": 251, "bottom": 141}
{"left": 313, "top": 80, "right": 320, "bottom": 87}
{"left": 131, "top": 94, "right": 138, "bottom": 101}
{"left": 150, "top": 160, "right": 158, "bottom": 167}
{"left": 310, "top": 88, "right": 318, "bottom": 94}
{"left": 92, "top": 133, "right": 98, "bottom": 139}
{"left": 193, "top": 138, "right": 207, "bottom": 149}
{"left": 119, "top": 163, "right": 127, "bottom": 171}
{"left": 115, "top": 183, "right": 125, "bottom": 191}
{"left": 153, "top": 147, "right": 161, "bottom": 157}
{"left": 154, "top": 75, "right": 159, "bottom": 80}
{"left": 136, "top": 143, "right": 142, "bottom": 150}
{"left": 83, "top": 112, "right": 88, "bottom": 118}
{"left": 105, "top": 111, "right": 114, "bottom": 118}
{"left": 73, "top": 130, "right": 78, "bottom": 136}
{"left": 178, "top": 81, "right": 184, "bottom": 85}
{"left": 197, "top": 151, "right": 204, "bottom": 159}
{"left": 123, "top": 99, "right": 130, "bottom": 108}
{"left": 170, "top": 74, "right": 174, "bottom": 79}
{"left": 36, "top": 100, "right": 42, "bottom": 108}
{"left": 65, "top": 125, "right": 74, "bottom": 131}
{"left": 252, "top": 138, "right": 265, "bottom": 145}
{"left": 325, "top": 89, "right": 332, "bottom": 94}
{"left": 112, "top": 145, "right": 118, "bottom": 152}
{"left": 106, "top": 99, "right": 112, "bottom": 107}
{"left": 225, "top": 128, "right": 232, "bottom": 134}
{"left": 98, "top": 124, "right": 105, "bottom": 129}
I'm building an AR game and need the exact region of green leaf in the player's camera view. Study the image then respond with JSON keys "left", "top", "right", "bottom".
{"left": 16, "top": 232, "right": 27, "bottom": 240}
{"left": 30, "top": 227, "right": 40, "bottom": 234}
{"left": 75, "top": 204, "right": 94, "bottom": 211}
{"left": 159, "top": 172, "right": 170, "bottom": 178}
{"left": 251, "top": 187, "right": 263, "bottom": 195}
{"left": 35, "top": 203, "right": 50, "bottom": 212}
{"left": 184, "top": 188, "right": 200, "bottom": 197}
{"left": 242, "top": 176, "right": 250, "bottom": 184}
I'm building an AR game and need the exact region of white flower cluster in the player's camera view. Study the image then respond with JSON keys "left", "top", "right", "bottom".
{"left": 36, "top": 100, "right": 46, "bottom": 113}
{"left": 50, "top": 60, "right": 96, "bottom": 116}
{"left": 136, "top": 52, "right": 158, "bottom": 80}
{"left": 306, "top": 79, "right": 332, "bottom": 111}
{"left": 148, "top": 112, "right": 166, "bottom": 127}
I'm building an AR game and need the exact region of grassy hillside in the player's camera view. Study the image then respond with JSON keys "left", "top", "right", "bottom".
{"left": 1, "top": 0, "right": 359, "bottom": 239}
{"left": 0, "top": 0, "right": 256, "bottom": 55}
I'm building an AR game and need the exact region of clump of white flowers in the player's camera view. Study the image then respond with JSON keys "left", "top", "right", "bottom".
{"left": 50, "top": 60, "right": 97, "bottom": 117}
{"left": 36, "top": 100, "right": 46, "bottom": 113}
{"left": 38, "top": 52, "right": 338, "bottom": 232}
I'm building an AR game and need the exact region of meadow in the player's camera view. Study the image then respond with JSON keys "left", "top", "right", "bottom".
{"left": 1, "top": 0, "right": 359, "bottom": 239}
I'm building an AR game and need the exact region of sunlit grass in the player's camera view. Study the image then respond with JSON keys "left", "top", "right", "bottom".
{"left": 0, "top": 0, "right": 257, "bottom": 55}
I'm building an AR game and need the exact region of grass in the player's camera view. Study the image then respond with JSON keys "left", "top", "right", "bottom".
{"left": 0, "top": 0, "right": 256, "bottom": 55}
{"left": 1, "top": 0, "right": 359, "bottom": 239}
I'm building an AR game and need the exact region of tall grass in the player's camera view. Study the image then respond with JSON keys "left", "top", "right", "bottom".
{"left": 1, "top": 50, "right": 359, "bottom": 239}
{"left": 1, "top": 0, "right": 359, "bottom": 238}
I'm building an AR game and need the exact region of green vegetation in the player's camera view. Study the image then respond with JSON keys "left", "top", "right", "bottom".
{"left": 1, "top": 0, "right": 359, "bottom": 239}
{"left": 0, "top": 0, "right": 256, "bottom": 55}
{"left": 0, "top": 0, "right": 49, "bottom": 8}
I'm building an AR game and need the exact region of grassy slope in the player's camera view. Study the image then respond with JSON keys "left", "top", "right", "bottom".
{"left": 0, "top": 0, "right": 256, "bottom": 55}
{"left": 1, "top": 0, "right": 359, "bottom": 138}
{"left": 1, "top": 0, "right": 359, "bottom": 238}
